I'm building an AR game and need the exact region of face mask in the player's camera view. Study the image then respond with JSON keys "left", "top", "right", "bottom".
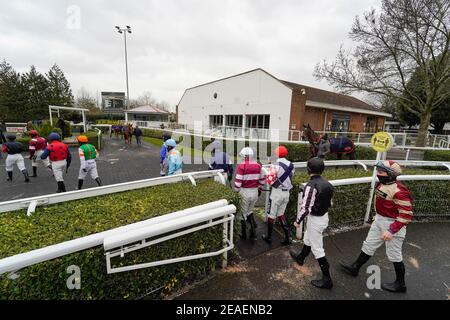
{"left": 377, "top": 175, "right": 394, "bottom": 184}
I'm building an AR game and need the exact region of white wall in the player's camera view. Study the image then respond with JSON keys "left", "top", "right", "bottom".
{"left": 177, "top": 69, "right": 292, "bottom": 140}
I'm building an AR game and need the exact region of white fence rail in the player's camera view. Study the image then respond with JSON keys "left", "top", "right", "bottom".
{"left": 0, "top": 169, "right": 226, "bottom": 214}
{"left": 294, "top": 174, "right": 450, "bottom": 239}
{"left": 0, "top": 200, "right": 234, "bottom": 276}
{"left": 265, "top": 160, "right": 450, "bottom": 172}
{"left": 105, "top": 204, "right": 235, "bottom": 273}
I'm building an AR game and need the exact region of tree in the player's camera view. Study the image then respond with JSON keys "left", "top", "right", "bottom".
{"left": 76, "top": 88, "right": 100, "bottom": 114}
{"left": 22, "top": 65, "right": 50, "bottom": 121}
{"left": 0, "top": 60, "right": 27, "bottom": 121}
{"left": 397, "top": 60, "right": 450, "bottom": 132}
{"left": 314, "top": 0, "right": 450, "bottom": 146}
{"left": 46, "top": 64, "right": 74, "bottom": 107}
{"left": 136, "top": 91, "right": 157, "bottom": 106}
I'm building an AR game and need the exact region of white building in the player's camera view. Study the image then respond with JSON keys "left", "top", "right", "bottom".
{"left": 176, "top": 69, "right": 391, "bottom": 140}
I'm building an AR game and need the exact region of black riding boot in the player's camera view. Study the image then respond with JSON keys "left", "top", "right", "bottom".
{"left": 22, "top": 170, "right": 30, "bottom": 182}
{"left": 262, "top": 220, "right": 274, "bottom": 244}
{"left": 247, "top": 213, "right": 257, "bottom": 240}
{"left": 31, "top": 166, "right": 37, "bottom": 177}
{"left": 340, "top": 251, "right": 371, "bottom": 277}
{"left": 290, "top": 245, "right": 311, "bottom": 266}
{"left": 6, "top": 171, "right": 13, "bottom": 181}
{"left": 78, "top": 179, "right": 84, "bottom": 190}
{"left": 240, "top": 221, "right": 247, "bottom": 240}
{"left": 57, "top": 181, "right": 66, "bottom": 193}
{"left": 279, "top": 217, "right": 292, "bottom": 245}
{"left": 311, "top": 256, "right": 333, "bottom": 289}
{"left": 95, "top": 177, "right": 103, "bottom": 186}
{"left": 381, "top": 261, "right": 407, "bottom": 293}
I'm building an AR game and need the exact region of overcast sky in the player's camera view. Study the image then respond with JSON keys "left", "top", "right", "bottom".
{"left": 0, "top": 0, "right": 381, "bottom": 110}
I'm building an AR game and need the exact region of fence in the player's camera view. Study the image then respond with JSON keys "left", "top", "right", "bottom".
{"left": 0, "top": 169, "right": 226, "bottom": 215}
{"left": 294, "top": 175, "right": 450, "bottom": 237}
{"left": 263, "top": 159, "right": 450, "bottom": 172}
{"left": 0, "top": 200, "right": 234, "bottom": 276}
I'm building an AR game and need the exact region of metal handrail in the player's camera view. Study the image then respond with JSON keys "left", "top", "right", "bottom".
{"left": 0, "top": 200, "right": 231, "bottom": 275}
{"left": 263, "top": 160, "right": 450, "bottom": 172}
{"left": 0, "top": 169, "right": 226, "bottom": 214}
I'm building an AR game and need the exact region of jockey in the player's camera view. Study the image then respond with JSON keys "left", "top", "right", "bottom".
{"left": 164, "top": 139, "right": 183, "bottom": 175}
{"left": 77, "top": 135, "right": 102, "bottom": 190}
{"left": 41, "top": 132, "right": 71, "bottom": 193}
{"left": 291, "top": 157, "right": 335, "bottom": 289}
{"left": 160, "top": 133, "right": 172, "bottom": 176}
{"left": 209, "top": 140, "right": 233, "bottom": 184}
{"left": 263, "top": 145, "right": 294, "bottom": 245}
{"left": 340, "top": 160, "right": 413, "bottom": 293}
{"left": 28, "top": 130, "right": 52, "bottom": 177}
{"left": 234, "top": 147, "right": 266, "bottom": 240}
{"left": 2, "top": 133, "right": 30, "bottom": 182}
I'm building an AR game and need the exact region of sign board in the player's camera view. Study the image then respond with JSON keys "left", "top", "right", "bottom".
{"left": 370, "top": 131, "right": 394, "bottom": 152}
{"left": 101, "top": 92, "right": 125, "bottom": 110}
{"left": 6, "top": 126, "right": 27, "bottom": 133}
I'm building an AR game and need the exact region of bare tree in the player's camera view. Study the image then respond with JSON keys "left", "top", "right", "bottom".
{"left": 76, "top": 87, "right": 100, "bottom": 114}
{"left": 136, "top": 90, "right": 156, "bottom": 106}
{"left": 314, "top": 0, "right": 450, "bottom": 146}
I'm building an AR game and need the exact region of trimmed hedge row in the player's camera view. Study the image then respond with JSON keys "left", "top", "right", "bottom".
{"left": 141, "top": 128, "right": 377, "bottom": 162}
{"left": 283, "top": 168, "right": 450, "bottom": 229}
{"left": 423, "top": 150, "right": 450, "bottom": 162}
{"left": 0, "top": 180, "right": 240, "bottom": 299}
{"left": 84, "top": 130, "right": 102, "bottom": 150}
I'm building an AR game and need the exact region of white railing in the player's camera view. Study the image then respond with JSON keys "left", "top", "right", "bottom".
{"left": 294, "top": 174, "right": 450, "bottom": 239}
{"left": 278, "top": 160, "right": 450, "bottom": 171}
{"left": 0, "top": 200, "right": 234, "bottom": 276}
{"left": 0, "top": 169, "right": 226, "bottom": 214}
{"left": 104, "top": 203, "right": 235, "bottom": 274}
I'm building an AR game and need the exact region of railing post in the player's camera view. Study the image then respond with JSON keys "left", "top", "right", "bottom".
{"left": 364, "top": 151, "right": 382, "bottom": 223}
{"left": 222, "top": 219, "right": 228, "bottom": 268}
{"left": 405, "top": 149, "right": 410, "bottom": 160}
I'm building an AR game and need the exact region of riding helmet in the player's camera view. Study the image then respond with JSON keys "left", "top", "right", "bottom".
{"left": 6, "top": 133, "right": 16, "bottom": 140}
{"left": 163, "top": 133, "right": 172, "bottom": 142}
{"left": 307, "top": 157, "right": 325, "bottom": 175}
{"left": 48, "top": 132, "right": 61, "bottom": 142}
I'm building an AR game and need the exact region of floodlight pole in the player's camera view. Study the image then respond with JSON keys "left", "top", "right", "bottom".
{"left": 115, "top": 26, "right": 132, "bottom": 110}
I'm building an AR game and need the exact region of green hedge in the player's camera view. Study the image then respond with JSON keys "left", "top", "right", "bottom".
{"left": 0, "top": 180, "right": 240, "bottom": 299}
{"left": 423, "top": 150, "right": 450, "bottom": 162}
{"left": 84, "top": 130, "right": 102, "bottom": 150}
{"left": 283, "top": 168, "right": 450, "bottom": 229}
{"left": 141, "top": 129, "right": 377, "bottom": 162}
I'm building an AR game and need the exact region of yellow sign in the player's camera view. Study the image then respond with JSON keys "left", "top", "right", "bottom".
{"left": 371, "top": 132, "right": 394, "bottom": 152}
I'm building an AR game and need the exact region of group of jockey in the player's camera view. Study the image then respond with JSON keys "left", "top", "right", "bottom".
{"left": 2, "top": 128, "right": 414, "bottom": 294}
{"left": 1, "top": 131, "right": 102, "bottom": 193}
{"left": 204, "top": 136, "right": 413, "bottom": 294}
{"left": 159, "top": 133, "right": 183, "bottom": 176}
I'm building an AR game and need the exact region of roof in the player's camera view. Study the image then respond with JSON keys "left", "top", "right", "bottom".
{"left": 178, "top": 68, "right": 391, "bottom": 117}
{"left": 125, "top": 105, "right": 169, "bottom": 114}
{"left": 280, "top": 80, "right": 385, "bottom": 114}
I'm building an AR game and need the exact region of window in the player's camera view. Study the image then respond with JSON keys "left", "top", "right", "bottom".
{"left": 246, "top": 114, "right": 270, "bottom": 129}
{"left": 209, "top": 115, "right": 223, "bottom": 127}
{"left": 225, "top": 115, "right": 243, "bottom": 127}
{"left": 331, "top": 113, "right": 350, "bottom": 132}
{"left": 365, "top": 116, "right": 377, "bottom": 133}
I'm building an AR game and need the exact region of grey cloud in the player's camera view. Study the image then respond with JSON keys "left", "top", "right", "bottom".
{"left": 0, "top": 0, "right": 381, "bottom": 107}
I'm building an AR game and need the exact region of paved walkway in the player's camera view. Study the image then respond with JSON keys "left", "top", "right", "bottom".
{"left": 0, "top": 137, "right": 207, "bottom": 202}
{"left": 178, "top": 222, "right": 450, "bottom": 300}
